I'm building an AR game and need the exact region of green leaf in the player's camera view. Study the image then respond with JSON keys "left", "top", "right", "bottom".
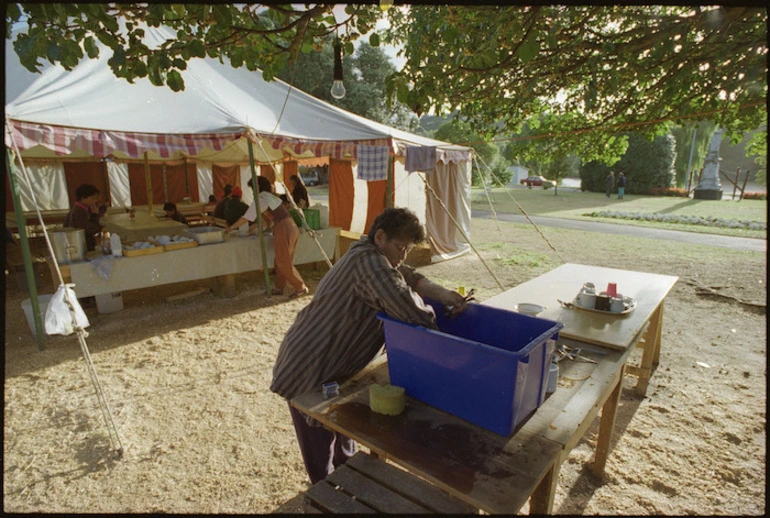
{"left": 212, "top": 5, "right": 233, "bottom": 26}
{"left": 369, "top": 33, "right": 380, "bottom": 47}
{"left": 188, "top": 39, "right": 206, "bottom": 58}
{"left": 148, "top": 63, "right": 164, "bottom": 86}
{"left": 518, "top": 37, "right": 539, "bottom": 63}
{"left": 229, "top": 50, "right": 244, "bottom": 68}
{"left": 344, "top": 41, "right": 355, "bottom": 56}
{"left": 84, "top": 36, "right": 100, "bottom": 59}
{"left": 166, "top": 69, "right": 185, "bottom": 91}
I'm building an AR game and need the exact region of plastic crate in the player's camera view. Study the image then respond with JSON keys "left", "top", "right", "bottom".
{"left": 378, "top": 300, "right": 562, "bottom": 436}
{"left": 304, "top": 209, "right": 321, "bottom": 230}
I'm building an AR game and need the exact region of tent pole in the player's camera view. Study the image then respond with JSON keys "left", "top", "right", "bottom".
{"left": 144, "top": 152, "right": 153, "bottom": 215}
{"left": 5, "top": 149, "right": 46, "bottom": 350}
{"left": 386, "top": 154, "right": 394, "bottom": 208}
{"left": 247, "top": 138, "right": 272, "bottom": 296}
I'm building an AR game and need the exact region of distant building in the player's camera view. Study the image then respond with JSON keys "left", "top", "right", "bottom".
{"left": 506, "top": 165, "right": 530, "bottom": 186}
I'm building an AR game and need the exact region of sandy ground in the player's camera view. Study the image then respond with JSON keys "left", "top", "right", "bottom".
{"left": 3, "top": 218, "right": 766, "bottom": 515}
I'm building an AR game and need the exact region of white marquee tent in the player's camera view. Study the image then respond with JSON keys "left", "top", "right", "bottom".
{"left": 5, "top": 24, "right": 473, "bottom": 261}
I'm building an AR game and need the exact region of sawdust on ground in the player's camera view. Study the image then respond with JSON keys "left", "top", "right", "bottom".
{"left": 3, "top": 218, "right": 766, "bottom": 514}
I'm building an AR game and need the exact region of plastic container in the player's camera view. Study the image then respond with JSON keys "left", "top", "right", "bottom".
{"left": 311, "top": 204, "right": 329, "bottom": 228}
{"left": 379, "top": 300, "right": 563, "bottom": 436}
{"left": 21, "top": 294, "right": 54, "bottom": 337}
{"left": 547, "top": 362, "right": 559, "bottom": 393}
{"left": 303, "top": 209, "right": 321, "bottom": 230}
{"left": 184, "top": 226, "right": 225, "bottom": 244}
{"left": 110, "top": 233, "right": 123, "bottom": 256}
{"left": 95, "top": 292, "right": 124, "bottom": 313}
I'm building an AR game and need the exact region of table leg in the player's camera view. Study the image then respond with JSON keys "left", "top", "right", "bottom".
{"left": 591, "top": 364, "right": 624, "bottom": 477}
{"left": 530, "top": 459, "right": 559, "bottom": 515}
{"left": 213, "top": 274, "right": 236, "bottom": 297}
{"left": 635, "top": 303, "right": 663, "bottom": 395}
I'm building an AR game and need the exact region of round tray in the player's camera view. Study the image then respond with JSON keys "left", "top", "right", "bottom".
{"left": 571, "top": 295, "right": 637, "bottom": 315}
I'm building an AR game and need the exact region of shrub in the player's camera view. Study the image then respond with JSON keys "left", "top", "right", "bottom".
{"left": 579, "top": 132, "right": 676, "bottom": 194}
{"left": 648, "top": 187, "right": 689, "bottom": 197}
{"left": 742, "top": 191, "right": 767, "bottom": 200}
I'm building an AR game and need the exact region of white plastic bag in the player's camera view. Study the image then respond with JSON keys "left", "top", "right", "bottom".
{"left": 45, "top": 284, "right": 90, "bottom": 335}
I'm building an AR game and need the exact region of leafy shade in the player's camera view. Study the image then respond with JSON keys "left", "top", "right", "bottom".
{"left": 386, "top": 5, "right": 767, "bottom": 163}
{"left": 7, "top": 3, "right": 382, "bottom": 88}
{"left": 580, "top": 133, "right": 677, "bottom": 194}
{"left": 434, "top": 121, "right": 498, "bottom": 186}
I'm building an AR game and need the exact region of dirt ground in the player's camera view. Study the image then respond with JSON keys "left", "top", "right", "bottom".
{"left": 3, "top": 218, "right": 766, "bottom": 515}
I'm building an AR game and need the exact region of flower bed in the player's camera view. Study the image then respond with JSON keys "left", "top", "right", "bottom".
{"left": 586, "top": 210, "right": 767, "bottom": 231}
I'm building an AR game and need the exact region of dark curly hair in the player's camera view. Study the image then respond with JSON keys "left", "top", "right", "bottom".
{"left": 367, "top": 207, "right": 426, "bottom": 244}
{"left": 247, "top": 176, "right": 273, "bottom": 193}
{"left": 74, "top": 183, "right": 99, "bottom": 200}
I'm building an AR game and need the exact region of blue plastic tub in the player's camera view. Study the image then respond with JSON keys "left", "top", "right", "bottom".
{"left": 378, "top": 300, "right": 563, "bottom": 436}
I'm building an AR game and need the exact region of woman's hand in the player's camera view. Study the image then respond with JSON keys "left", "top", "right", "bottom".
{"left": 415, "top": 279, "right": 471, "bottom": 317}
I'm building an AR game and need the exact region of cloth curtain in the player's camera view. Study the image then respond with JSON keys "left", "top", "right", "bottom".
{"left": 9, "top": 161, "right": 69, "bottom": 211}
{"left": 213, "top": 164, "right": 240, "bottom": 199}
{"left": 364, "top": 180, "right": 388, "bottom": 234}
{"left": 197, "top": 163, "right": 213, "bottom": 203}
{"left": 107, "top": 161, "right": 131, "bottom": 207}
{"left": 64, "top": 161, "right": 109, "bottom": 207}
{"left": 239, "top": 165, "right": 255, "bottom": 205}
{"left": 425, "top": 161, "right": 472, "bottom": 262}
{"left": 329, "top": 159, "right": 354, "bottom": 230}
{"left": 260, "top": 164, "right": 277, "bottom": 185}
{"left": 283, "top": 161, "right": 299, "bottom": 190}
{"left": 127, "top": 163, "right": 165, "bottom": 205}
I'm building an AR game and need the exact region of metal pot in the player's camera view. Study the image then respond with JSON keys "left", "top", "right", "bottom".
{"left": 51, "top": 229, "right": 86, "bottom": 264}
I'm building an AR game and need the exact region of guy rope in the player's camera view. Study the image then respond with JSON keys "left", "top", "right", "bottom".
{"left": 5, "top": 118, "right": 124, "bottom": 458}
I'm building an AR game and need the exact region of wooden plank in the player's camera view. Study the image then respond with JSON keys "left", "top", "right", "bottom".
{"left": 326, "top": 464, "right": 429, "bottom": 514}
{"left": 591, "top": 365, "right": 624, "bottom": 477}
{"left": 304, "top": 480, "right": 377, "bottom": 514}
{"left": 483, "top": 263, "right": 678, "bottom": 351}
{"left": 529, "top": 459, "right": 559, "bottom": 514}
{"left": 347, "top": 453, "right": 478, "bottom": 514}
{"left": 163, "top": 287, "right": 210, "bottom": 303}
{"left": 528, "top": 347, "right": 632, "bottom": 452}
{"left": 296, "top": 363, "right": 561, "bottom": 514}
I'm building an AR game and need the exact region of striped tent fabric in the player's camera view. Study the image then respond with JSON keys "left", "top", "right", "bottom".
{"left": 6, "top": 119, "right": 244, "bottom": 159}
{"left": 261, "top": 134, "right": 393, "bottom": 161}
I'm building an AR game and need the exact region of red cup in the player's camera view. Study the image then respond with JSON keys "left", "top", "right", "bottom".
{"left": 607, "top": 282, "right": 617, "bottom": 297}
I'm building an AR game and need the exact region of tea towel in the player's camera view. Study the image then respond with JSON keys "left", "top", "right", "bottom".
{"left": 356, "top": 145, "right": 390, "bottom": 181}
{"left": 405, "top": 145, "right": 437, "bottom": 172}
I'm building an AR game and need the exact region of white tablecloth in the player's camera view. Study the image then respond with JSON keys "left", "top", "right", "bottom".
{"left": 67, "top": 228, "right": 339, "bottom": 297}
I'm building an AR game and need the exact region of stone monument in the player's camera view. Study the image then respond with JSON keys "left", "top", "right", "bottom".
{"left": 693, "top": 128, "right": 724, "bottom": 200}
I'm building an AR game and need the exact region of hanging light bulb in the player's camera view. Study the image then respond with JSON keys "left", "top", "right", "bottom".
{"left": 330, "top": 40, "right": 346, "bottom": 99}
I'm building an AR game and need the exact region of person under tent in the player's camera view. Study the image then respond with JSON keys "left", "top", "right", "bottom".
{"left": 64, "top": 183, "right": 105, "bottom": 251}
{"left": 289, "top": 174, "right": 310, "bottom": 209}
{"left": 163, "top": 202, "right": 188, "bottom": 225}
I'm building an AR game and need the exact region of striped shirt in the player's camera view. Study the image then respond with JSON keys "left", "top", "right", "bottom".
{"left": 270, "top": 236, "right": 437, "bottom": 400}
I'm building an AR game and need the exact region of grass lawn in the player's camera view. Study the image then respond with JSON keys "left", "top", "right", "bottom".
{"left": 471, "top": 186, "right": 767, "bottom": 239}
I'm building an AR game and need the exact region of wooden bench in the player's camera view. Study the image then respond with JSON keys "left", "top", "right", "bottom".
{"left": 303, "top": 451, "right": 477, "bottom": 514}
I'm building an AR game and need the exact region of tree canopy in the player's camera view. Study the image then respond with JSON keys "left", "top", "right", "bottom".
{"left": 385, "top": 5, "right": 767, "bottom": 163}
{"left": 7, "top": 4, "right": 767, "bottom": 165}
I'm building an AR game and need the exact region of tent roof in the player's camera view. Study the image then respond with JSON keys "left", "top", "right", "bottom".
{"left": 6, "top": 24, "right": 471, "bottom": 164}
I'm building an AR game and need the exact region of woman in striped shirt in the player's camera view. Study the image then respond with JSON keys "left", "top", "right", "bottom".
{"left": 271, "top": 207, "right": 468, "bottom": 484}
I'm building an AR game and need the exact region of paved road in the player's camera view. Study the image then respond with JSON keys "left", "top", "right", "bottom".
{"left": 471, "top": 210, "right": 766, "bottom": 253}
